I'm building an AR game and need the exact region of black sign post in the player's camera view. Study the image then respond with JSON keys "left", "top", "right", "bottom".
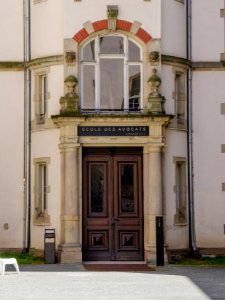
{"left": 156, "top": 216, "right": 164, "bottom": 266}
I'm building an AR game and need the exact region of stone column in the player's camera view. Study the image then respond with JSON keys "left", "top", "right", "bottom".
{"left": 55, "top": 118, "right": 82, "bottom": 263}
{"left": 59, "top": 143, "right": 82, "bottom": 263}
{"left": 144, "top": 145, "right": 164, "bottom": 265}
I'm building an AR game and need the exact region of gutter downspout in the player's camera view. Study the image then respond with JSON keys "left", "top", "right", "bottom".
{"left": 23, "top": 0, "right": 31, "bottom": 252}
{"left": 187, "top": 0, "right": 196, "bottom": 252}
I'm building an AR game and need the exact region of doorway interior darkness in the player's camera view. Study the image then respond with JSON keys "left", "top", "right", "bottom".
{"left": 82, "top": 147, "right": 144, "bottom": 261}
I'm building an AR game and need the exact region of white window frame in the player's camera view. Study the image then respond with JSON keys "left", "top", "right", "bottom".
{"left": 80, "top": 34, "right": 143, "bottom": 113}
{"left": 34, "top": 67, "right": 50, "bottom": 124}
{"left": 173, "top": 157, "right": 187, "bottom": 225}
{"left": 172, "top": 66, "right": 186, "bottom": 128}
{"left": 33, "top": 157, "right": 50, "bottom": 224}
{"left": 175, "top": 73, "right": 183, "bottom": 119}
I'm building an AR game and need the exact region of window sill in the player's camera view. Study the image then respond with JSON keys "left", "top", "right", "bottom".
{"left": 36, "top": 115, "right": 46, "bottom": 125}
{"left": 33, "top": 213, "right": 50, "bottom": 226}
{"left": 168, "top": 118, "right": 187, "bottom": 130}
{"left": 174, "top": 213, "right": 187, "bottom": 226}
{"left": 80, "top": 109, "right": 143, "bottom": 114}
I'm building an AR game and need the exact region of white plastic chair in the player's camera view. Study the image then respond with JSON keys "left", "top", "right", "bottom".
{"left": 0, "top": 258, "right": 20, "bottom": 275}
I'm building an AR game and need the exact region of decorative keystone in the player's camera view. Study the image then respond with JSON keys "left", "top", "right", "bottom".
{"left": 107, "top": 5, "right": 118, "bottom": 31}
{"left": 65, "top": 51, "right": 76, "bottom": 64}
{"left": 107, "top": 5, "right": 118, "bottom": 18}
{"left": 149, "top": 51, "right": 160, "bottom": 66}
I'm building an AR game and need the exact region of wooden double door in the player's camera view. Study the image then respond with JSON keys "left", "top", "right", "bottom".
{"left": 82, "top": 148, "right": 143, "bottom": 261}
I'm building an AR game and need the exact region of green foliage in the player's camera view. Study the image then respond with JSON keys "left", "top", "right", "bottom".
{"left": 0, "top": 252, "right": 44, "bottom": 265}
{"left": 173, "top": 256, "right": 225, "bottom": 266}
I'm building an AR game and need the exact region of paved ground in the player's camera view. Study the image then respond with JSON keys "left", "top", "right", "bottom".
{"left": 0, "top": 264, "right": 225, "bottom": 300}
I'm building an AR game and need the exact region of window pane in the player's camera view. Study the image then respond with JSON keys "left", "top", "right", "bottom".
{"left": 38, "top": 75, "right": 47, "bottom": 116}
{"left": 39, "top": 164, "right": 46, "bottom": 213}
{"left": 83, "top": 40, "right": 95, "bottom": 61}
{"left": 175, "top": 73, "right": 185, "bottom": 119}
{"left": 100, "top": 59, "right": 124, "bottom": 110}
{"left": 128, "top": 40, "right": 140, "bottom": 61}
{"left": 120, "top": 164, "right": 134, "bottom": 213}
{"left": 83, "top": 65, "right": 95, "bottom": 109}
{"left": 129, "top": 66, "right": 140, "bottom": 111}
{"left": 91, "top": 164, "right": 104, "bottom": 213}
{"left": 100, "top": 36, "right": 124, "bottom": 54}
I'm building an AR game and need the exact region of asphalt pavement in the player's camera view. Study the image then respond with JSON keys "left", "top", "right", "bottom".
{"left": 0, "top": 264, "right": 225, "bottom": 300}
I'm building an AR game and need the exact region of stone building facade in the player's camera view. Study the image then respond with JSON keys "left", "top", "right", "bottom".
{"left": 0, "top": 0, "right": 225, "bottom": 264}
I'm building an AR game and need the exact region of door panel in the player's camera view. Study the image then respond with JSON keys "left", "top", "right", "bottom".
{"left": 89, "top": 163, "right": 107, "bottom": 216}
{"left": 83, "top": 148, "right": 143, "bottom": 261}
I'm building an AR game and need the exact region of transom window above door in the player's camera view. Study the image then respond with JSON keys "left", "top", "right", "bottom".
{"left": 81, "top": 35, "right": 143, "bottom": 113}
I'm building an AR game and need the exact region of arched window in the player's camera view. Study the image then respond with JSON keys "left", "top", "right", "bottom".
{"left": 81, "top": 35, "right": 142, "bottom": 112}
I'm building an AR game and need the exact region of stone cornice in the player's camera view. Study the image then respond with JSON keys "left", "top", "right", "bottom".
{"left": 0, "top": 61, "right": 24, "bottom": 71}
{"left": 0, "top": 55, "right": 64, "bottom": 71}
{"left": 51, "top": 114, "right": 173, "bottom": 130}
{"left": 28, "top": 55, "right": 64, "bottom": 69}
{"left": 192, "top": 61, "right": 225, "bottom": 71}
{"left": 162, "top": 55, "right": 225, "bottom": 70}
{"left": 161, "top": 55, "right": 191, "bottom": 68}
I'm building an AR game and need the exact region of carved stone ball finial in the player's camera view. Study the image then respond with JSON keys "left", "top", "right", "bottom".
{"left": 148, "top": 68, "right": 161, "bottom": 96}
{"left": 64, "top": 75, "right": 78, "bottom": 96}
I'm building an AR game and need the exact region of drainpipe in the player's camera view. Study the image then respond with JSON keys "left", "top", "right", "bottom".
{"left": 23, "top": 0, "right": 31, "bottom": 252}
{"left": 186, "top": 0, "right": 196, "bottom": 253}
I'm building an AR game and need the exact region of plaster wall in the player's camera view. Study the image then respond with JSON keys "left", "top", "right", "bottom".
{"left": 0, "top": 0, "right": 23, "bottom": 61}
{"left": 65, "top": 0, "right": 161, "bottom": 39}
{"left": 0, "top": 72, "right": 24, "bottom": 248}
{"left": 161, "top": 0, "right": 186, "bottom": 58}
{"left": 31, "top": 129, "right": 61, "bottom": 249}
{"left": 192, "top": 71, "right": 225, "bottom": 247}
{"left": 192, "top": 0, "right": 224, "bottom": 61}
{"left": 161, "top": 64, "right": 176, "bottom": 115}
{"left": 31, "top": 0, "right": 64, "bottom": 59}
{"left": 164, "top": 129, "right": 189, "bottom": 249}
{"left": 48, "top": 65, "right": 64, "bottom": 115}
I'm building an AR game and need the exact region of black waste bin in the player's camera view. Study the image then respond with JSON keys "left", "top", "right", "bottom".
{"left": 44, "top": 229, "right": 56, "bottom": 264}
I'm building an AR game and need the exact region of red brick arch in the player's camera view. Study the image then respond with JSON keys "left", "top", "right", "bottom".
{"left": 73, "top": 19, "right": 152, "bottom": 44}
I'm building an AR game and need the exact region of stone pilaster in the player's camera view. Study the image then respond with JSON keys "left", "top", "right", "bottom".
{"left": 59, "top": 143, "right": 82, "bottom": 263}
{"left": 144, "top": 145, "right": 164, "bottom": 265}
{"left": 52, "top": 117, "right": 84, "bottom": 263}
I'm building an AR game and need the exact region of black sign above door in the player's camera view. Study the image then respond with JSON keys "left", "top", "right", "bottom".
{"left": 78, "top": 126, "right": 149, "bottom": 136}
